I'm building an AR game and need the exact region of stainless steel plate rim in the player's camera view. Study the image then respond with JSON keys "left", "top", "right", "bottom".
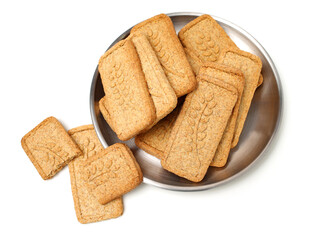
{"left": 90, "top": 12, "right": 283, "bottom": 191}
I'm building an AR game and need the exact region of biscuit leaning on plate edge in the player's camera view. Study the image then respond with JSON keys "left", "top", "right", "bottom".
{"left": 179, "top": 14, "right": 263, "bottom": 147}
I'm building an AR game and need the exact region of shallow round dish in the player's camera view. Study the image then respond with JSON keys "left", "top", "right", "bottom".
{"left": 90, "top": 12, "right": 282, "bottom": 191}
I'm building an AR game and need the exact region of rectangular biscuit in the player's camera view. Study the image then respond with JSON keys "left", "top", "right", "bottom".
{"left": 131, "top": 34, "right": 177, "bottom": 125}
{"left": 198, "top": 63, "right": 245, "bottom": 167}
{"left": 179, "top": 14, "right": 238, "bottom": 67}
{"left": 135, "top": 104, "right": 182, "bottom": 159}
{"left": 83, "top": 143, "right": 143, "bottom": 205}
{"left": 68, "top": 125, "right": 123, "bottom": 224}
{"left": 131, "top": 14, "right": 196, "bottom": 97}
{"left": 98, "top": 39, "right": 156, "bottom": 141}
{"left": 218, "top": 48, "right": 262, "bottom": 148}
{"left": 161, "top": 76, "right": 238, "bottom": 182}
{"left": 21, "top": 116, "right": 82, "bottom": 180}
{"left": 179, "top": 14, "right": 263, "bottom": 84}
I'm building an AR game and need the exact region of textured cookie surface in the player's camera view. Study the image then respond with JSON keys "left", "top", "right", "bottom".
{"left": 218, "top": 48, "right": 262, "bottom": 148}
{"left": 162, "top": 77, "right": 238, "bottom": 182}
{"left": 179, "top": 14, "right": 237, "bottom": 69}
{"left": 179, "top": 14, "right": 263, "bottom": 85}
{"left": 83, "top": 143, "right": 143, "bottom": 205}
{"left": 68, "top": 125, "right": 123, "bottom": 224}
{"left": 99, "top": 96, "right": 116, "bottom": 132}
{"left": 199, "top": 63, "right": 244, "bottom": 167}
{"left": 135, "top": 104, "right": 182, "bottom": 159}
{"left": 132, "top": 34, "right": 177, "bottom": 125}
{"left": 131, "top": 14, "right": 196, "bottom": 97}
{"left": 257, "top": 74, "right": 263, "bottom": 87}
{"left": 21, "top": 116, "right": 82, "bottom": 180}
{"left": 98, "top": 39, "right": 156, "bottom": 141}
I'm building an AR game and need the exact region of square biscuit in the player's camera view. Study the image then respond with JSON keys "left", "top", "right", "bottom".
{"left": 135, "top": 104, "right": 182, "bottom": 159}
{"left": 21, "top": 116, "right": 82, "bottom": 180}
{"left": 198, "top": 63, "right": 245, "bottom": 167}
{"left": 131, "top": 14, "right": 196, "bottom": 97}
{"left": 131, "top": 34, "right": 177, "bottom": 125}
{"left": 68, "top": 125, "right": 123, "bottom": 224}
{"left": 98, "top": 39, "right": 156, "bottom": 141}
{"left": 83, "top": 143, "right": 143, "bottom": 205}
{"left": 162, "top": 76, "right": 238, "bottom": 182}
{"left": 218, "top": 48, "right": 262, "bottom": 148}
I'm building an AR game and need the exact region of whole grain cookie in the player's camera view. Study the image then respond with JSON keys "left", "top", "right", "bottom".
{"left": 179, "top": 14, "right": 263, "bottom": 85}
{"left": 131, "top": 14, "right": 196, "bottom": 97}
{"left": 257, "top": 74, "right": 263, "bottom": 87}
{"left": 184, "top": 47, "right": 203, "bottom": 75}
{"left": 218, "top": 48, "right": 262, "bottom": 148}
{"left": 68, "top": 125, "right": 123, "bottom": 224}
{"left": 135, "top": 104, "right": 182, "bottom": 159}
{"left": 99, "top": 96, "right": 116, "bottom": 133}
{"left": 131, "top": 34, "right": 177, "bottom": 125}
{"left": 179, "top": 14, "right": 238, "bottom": 66}
{"left": 21, "top": 116, "right": 82, "bottom": 180}
{"left": 162, "top": 76, "right": 238, "bottom": 182}
{"left": 198, "top": 63, "right": 245, "bottom": 167}
{"left": 98, "top": 39, "right": 156, "bottom": 141}
{"left": 83, "top": 143, "right": 143, "bottom": 205}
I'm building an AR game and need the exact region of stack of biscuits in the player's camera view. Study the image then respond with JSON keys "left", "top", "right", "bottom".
{"left": 22, "top": 118, "right": 143, "bottom": 223}
{"left": 99, "top": 14, "right": 262, "bottom": 182}
{"left": 21, "top": 13, "right": 263, "bottom": 224}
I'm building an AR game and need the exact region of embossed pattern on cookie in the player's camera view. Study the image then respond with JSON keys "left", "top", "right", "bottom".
{"left": 218, "top": 48, "right": 262, "bottom": 148}
{"left": 68, "top": 125, "right": 123, "bottom": 224}
{"left": 21, "top": 116, "right": 82, "bottom": 180}
{"left": 131, "top": 14, "right": 196, "bottom": 97}
{"left": 98, "top": 39, "right": 156, "bottom": 141}
{"left": 198, "top": 63, "right": 245, "bottom": 167}
{"left": 179, "top": 15, "right": 238, "bottom": 66}
{"left": 179, "top": 15, "right": 263, "bottom": 86}
{"left": 162, "top": 76, "right": 238, "bottom": 182}
{"left": 132, "top": 34, "right": 177, "bottom": 125}
{"left": 135, "top": 104, "right": 182, "bottom": 159}
{"left": 83, "top": 143, "right": 143, "bottom": 205}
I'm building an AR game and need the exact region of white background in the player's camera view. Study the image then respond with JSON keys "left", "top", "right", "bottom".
{"left": 1, "top": 0, "right": 318, "bottom": 239}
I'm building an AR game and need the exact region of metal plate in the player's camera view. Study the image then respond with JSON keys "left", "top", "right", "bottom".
{"left": 90, "top": 12, "right": 282, "bottom": 191}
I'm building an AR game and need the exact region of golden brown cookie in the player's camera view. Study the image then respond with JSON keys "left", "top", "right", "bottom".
{"left": 179, "top": 14, "right": 238, "bottom": 66}
{"left": 179, "top": 14, "right": 263, "bottom": 85}
{"left": 218, "top": 48, "right": 262, "bottom": 148}
{"left": 68, "top": 125, "right": 123, "bottom": 224}
{"left": 98, "top": 39, "right": 156, "bottom": 141}
{"left": 98, "top": 96, "right": 116, "bottom": 133}
{"left": 21, "top": 116, "right": 82, "bottom": 180}
{"left": 184, "top": 47, "right": 203, "bottom": 76}
{"left": 131, "top": 14, "right": 196, "bottom": 97}
{"left": 161, "top": 76, "right": 238, "bottom": 182}
{"left": 83, "top": 143, "right": 143, "bottom": 205}
{"left": 257, "top": 74, "right": 263, "bottom": 87}
{"left": 131, "top": 34, "right": 177, "bottom": 125}
{"left": 135, "top": 104, "right": 182, "bottom": 159}
{"left": 198, "top": 63, "right": 245, "bottom": 167}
